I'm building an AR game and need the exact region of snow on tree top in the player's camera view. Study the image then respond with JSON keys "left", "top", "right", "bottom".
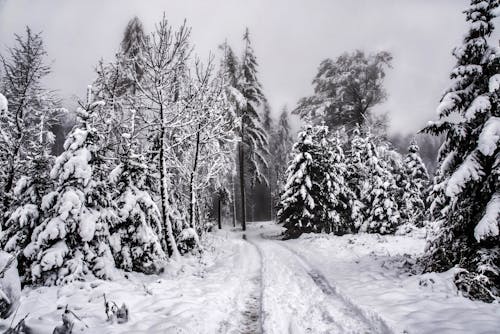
{"left": 0, "top": 93, "right": 7, "bottom": 115}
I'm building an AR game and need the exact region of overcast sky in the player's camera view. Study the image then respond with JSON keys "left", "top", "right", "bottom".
{"left": 0, "top": 0, "right": 492, "bottom": 135}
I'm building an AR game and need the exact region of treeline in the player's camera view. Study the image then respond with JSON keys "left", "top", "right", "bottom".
{"left": 0, "top": 16, "right": 281, "bottom": 285}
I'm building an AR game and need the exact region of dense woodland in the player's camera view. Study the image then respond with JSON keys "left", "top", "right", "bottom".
{"left": 0, "top": 0, "right": 498, "bottom": 310}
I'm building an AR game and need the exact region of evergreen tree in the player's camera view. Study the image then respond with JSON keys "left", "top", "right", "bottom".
{"left": 346, "top": 126, "right": 369, "bottom": 230}
{"left": 269, "top": 106, "right": 294, "bottom": 214}
{"left": 359, "top": 134, "right": 401, "bottom": 234}
{"left": 109, "top": 111, "right": 166, "bottom": 273}
{"left": 235, "top": 28, "right": 269, "bottom": 230}
{"left": 400, "top": 139, "right": 430, "bottom": 227}
{"left": 422, "top": 0, "right": 499, "bottom": 302}
{"left": 0, "top": 127, "right": 55, "bottom": 283}
{"left": 277, "top": 125, "right": 337, "bottom": 238}
{"left": 24, "top": 88, "right": 117, "bottom": 285}
{"left": 326, "top": 130, "right": 353, "bottom": 234}
{"left": 121, "top": 16, "right": 146, "bottom": 86}
{"left": 0, "top": 27, "right": 60, "bottom": 222}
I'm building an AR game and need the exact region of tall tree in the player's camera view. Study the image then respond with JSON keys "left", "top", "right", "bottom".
{"left": 0, "top": 27, "right": 60, "bottom": 222}
{"left": 132, "top": 17, "right": 193, "bottom": 258}
{"left": 294, "top": 50, "right": 392, "bottom": 131}
{"left": 422, "top": 0, "right": 499, "bottom": 302}
{"left": 121, "top": 16, "right": 147, "bottom": 90}
{"left": 269, "top": 106, "right": 293, "bottom": 217}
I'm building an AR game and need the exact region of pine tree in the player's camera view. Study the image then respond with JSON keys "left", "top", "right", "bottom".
{"left": 326, "top": 130, "right": 354, "bottom": 234}
{"left": 24, "top": 88, "right": 117, "bottom": 285}
{"left": 236, "top": 28, "right": 268, "bottom": 230}
{"left": 422, "top": 0, "right": 499, "bottom": 302}
{"left": 0, "top": 123, "right": 56, "bottom": 283}
{"left": 346, "top": 126, "right": 369, "bottom": 230}
{"left": 400, "top": 139, "right": 430, "bottom": 227}
{"left": 269, "top": 106, "right": 294, "bottom": 215}
{"left": 359, "top": 134, "right": 401, "bottom": 234}
{"left": 121, "top": 16, "right": 146, "bottom": 86}
{"left": 277, "top": 125, "right": 337, "bottom": 238}
{"left": 109, "top": 111, "right": 166, "bottom": 273}
{"left": 0, "top": 27, "right": 60, "bottom": 223}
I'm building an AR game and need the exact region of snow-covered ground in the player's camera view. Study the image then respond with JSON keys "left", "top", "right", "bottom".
{"left": 1, "top": 221, "right": 499, "bottom": 333}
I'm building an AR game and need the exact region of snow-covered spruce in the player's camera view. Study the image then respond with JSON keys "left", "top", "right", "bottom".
{"left": 359, "top": 133, "right": 402, "bottom": 235}
{"left": 422, "top": 0, "right": 500, "bottom": 302}
{"left": 109, "top": 153, "right": 166, "bottom": 274}
{"left": 277, "top": 125, "right": 350, "bottom": 238}
{"left": 24, "top": 91, "right": 118, "bottom": 285}
{"left": 0, "top": 28, "right": 60, "bottom": 227}
{"left": 345, "top": 126, "right": 369, "bottom": 230}
{"left": 400, "top": 139, "right": 430, "bottom": 228}
{"left": 0, "top": 156, "right": 53, "bottom": 283}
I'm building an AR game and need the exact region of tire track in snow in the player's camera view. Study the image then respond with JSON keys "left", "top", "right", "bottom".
{"left": 275, "top": 239, "right": 394, "bottom": 334}
{"left": 239, "top": 233, "right": 264, "bottom": 334}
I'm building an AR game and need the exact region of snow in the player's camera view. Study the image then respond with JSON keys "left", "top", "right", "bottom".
{"left": 477, "top": 116, "right": 500, "bottom": 156}
{"left": 464, "top": 95, "right": 490, "bottom": 120}
{"left": 0, "top": 93, "right": 7, "bottom": 115}
{"left": 474, "top": 192, "right": 500, "bottom": 242}
{"left": 0, "top": 252, "right": 21, "bottom": 319}
{"left": 79, "top": 210, "right": 99, "bottom": 242}
{"left": 2, "top": 222, "right": 499, "bottom": 333}
{"left": 445, "top": 151, "right": 484, "bottom": 198}
{"left": 489, "top": 74, "right": 500, "bottom": 93}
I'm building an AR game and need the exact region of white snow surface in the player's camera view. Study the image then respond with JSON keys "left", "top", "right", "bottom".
{"left": 478, "top": 116, "right": 500, "bottom": 156}
{"left": 1, "top": 222, "right": 499, "bottom": 333}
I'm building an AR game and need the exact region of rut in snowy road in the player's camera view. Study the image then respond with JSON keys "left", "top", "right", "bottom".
{"left": 239, "top": 234, "right": 263, "bottom": 334}
{"left": 245, "top": 228, "right": 393, "bottom": 334}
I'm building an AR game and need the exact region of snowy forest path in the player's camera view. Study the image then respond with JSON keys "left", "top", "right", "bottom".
{"left": 243, "top": 221, "right": 393, "bottom": 334}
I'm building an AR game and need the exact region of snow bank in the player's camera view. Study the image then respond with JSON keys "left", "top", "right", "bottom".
{"left": 285, "top": 230, "right": 500, "bottom": 334}
{"left": 0, "top": 252, "right": 21, "bottom": 319}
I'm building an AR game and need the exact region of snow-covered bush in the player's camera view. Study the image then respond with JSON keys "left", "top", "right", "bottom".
{"left": 0, "top": 252, "right": 21, "bottom": 319}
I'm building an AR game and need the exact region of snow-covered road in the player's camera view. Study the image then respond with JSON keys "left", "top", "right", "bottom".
{"left": 2, "top": 221, "right": 499, "bottom": 333}
{"left": 242, "top": 226, "right": 392, "bottom": 334}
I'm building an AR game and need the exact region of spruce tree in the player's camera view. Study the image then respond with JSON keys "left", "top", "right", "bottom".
{"left": 360, "top": 134, "right": 401, "bottom": 234}
{"left": 24, "top": 88, "right": 117, "bottom": 285}
{"left": 422, "top": 0, "right": 499, "bottom": 302}
{"left": 236, "top": 28, "right": 268, "bottom": 230}
{"left": 0, "top": 133, "right": 55, "bottom": 283}
{"left": 326, "top": 130, "right": 354, "bottom": 234}
{"left": 109, "top": 114, "right": 166, "bottom": 273}
{"left": 270, "top": 106, "right": 294, "bottom": 211}
{"left": 400, "top": 139, "right": 430, "bottom": 227}
{"left": 277, "top": 125, "right": 337, "bottom": 238}
{"left": 0, "top": 27, "right": 59, "bottom": 223}
{"left": 346, "top": 126, "right": 369, "bottom": 230}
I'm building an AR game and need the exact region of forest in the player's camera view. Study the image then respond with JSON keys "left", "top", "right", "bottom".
{"left": 0, "top": 0, "right": 498, "bottom": 333}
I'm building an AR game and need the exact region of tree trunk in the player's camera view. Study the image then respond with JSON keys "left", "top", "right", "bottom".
{"left": 217, "top": 196, "right": 222, "bottom": 229}
{"left": 159, "top": 108, "right": 180, "bottom": 259}
{"left": 238, "top": 140, "right": 246, "bottom": 231}
{"left": 189, "top": 126, "right": 201, "bottom": 230}
{"left": 231, "top": 173, "right": 237, "bottom": 228}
